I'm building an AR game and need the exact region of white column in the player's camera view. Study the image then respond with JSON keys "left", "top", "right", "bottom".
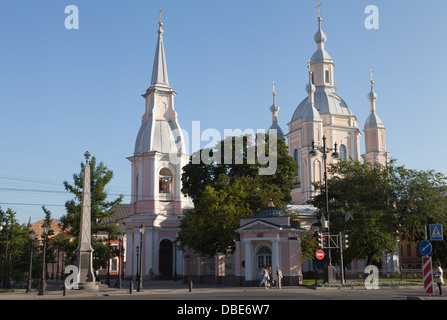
{"left": 153, "top": 229, "right": 159, "bottom": 275}
{"left": 272, "top": 239, "right": 280, "bottom": 281}
{"left": 244, "top": 241, "right": 253, "bottom": 281}
{"left": 145, "top": 227, "right": 153, "bottom": 276}
{"left": 134, "top": 230, "right": 140, "bottom": 278}
{"left": 175, "top": 247, "right": 182, "bottom": 276}
{"left": 125, "top": 231, "right": 133, "bottom": 278}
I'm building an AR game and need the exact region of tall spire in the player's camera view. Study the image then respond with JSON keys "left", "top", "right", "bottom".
{"left": 270, "top": 81, "right": 279, "bottom": 122}
{"left": 306, "top": 60, "right": 316, "bottom": 106}
{"left": 303, "top": 60, "right": 321, "bottom": 122}
{"left": 309, "top": 1, "right": 335, "bottom": 90}
{"left": 362, "top": 68, "right": 389, "bottom": 166}
{"left": 268, "top": 81, "right": 284, "bottom": 139}
{"left": 314, "top": 1, "right": 327, "bottom": 49}
{"left": 367, "top": 67, "right": 378, "bottom": 112}
{"left": 365, "top": 68, "right": 384, "bottom": 129}
{"left": 148, "top": 8, "right": 172, "bottom": 92}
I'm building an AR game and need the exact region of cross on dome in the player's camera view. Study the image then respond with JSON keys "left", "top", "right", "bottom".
{"left": 317, "top": 0, "right": 322, "bottom": 19}
{"left": 158, "top": 8, "right": 163, "bottom": 27}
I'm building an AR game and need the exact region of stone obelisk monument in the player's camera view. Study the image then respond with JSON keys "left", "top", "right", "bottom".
{"left": 75, "top": 151, "right": 99, "bottom": 291}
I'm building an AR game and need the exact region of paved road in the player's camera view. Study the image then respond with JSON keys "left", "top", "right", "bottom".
{"left": 90, "top": 288, "right": 423, "bottom": 300}
{"left": 1, "top": 280, "right": 443, "bottom": 301}
{"left": 3, "top": 281, "right": 445, "bottom": 319}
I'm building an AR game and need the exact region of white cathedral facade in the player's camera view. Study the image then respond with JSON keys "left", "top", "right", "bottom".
{"left": 285, "top": 16, "right": 389, "bottom": 205}
{"left": 122, "top": 11, "right": 396, "bottom": 284}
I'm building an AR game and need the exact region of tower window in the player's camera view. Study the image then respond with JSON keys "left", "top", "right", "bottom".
{"left": 159, "top": 168, "right": 173, "bottom": 194}
{"left": 293, "top": 149, "right": 299, "bottom": 176}
{"left": 325, "top": 70, "right": 330, "bottom": 84}
{"left": 293, "top": 149, "right": 299, "bottom": 165}
{"left": 339, "top": 145, "right": 347, "bottom": 161}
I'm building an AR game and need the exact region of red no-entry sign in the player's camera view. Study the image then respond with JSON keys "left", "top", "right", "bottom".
{"left": 316, "top": 250, "right": 325, "bottom": 260}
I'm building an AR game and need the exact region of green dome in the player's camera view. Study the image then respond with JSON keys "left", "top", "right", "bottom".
{"left": 252, "top": 201, "right": 289, "bottom": 218}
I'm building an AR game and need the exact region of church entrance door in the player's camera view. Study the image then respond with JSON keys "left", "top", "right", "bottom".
{"left": 159, "top": 239, "right": 173, "bottom": 279}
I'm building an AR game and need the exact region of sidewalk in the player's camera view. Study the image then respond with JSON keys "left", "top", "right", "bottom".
{"left": 0, "top": 280, "right": 192, "bottom": 300}
{"left": 0, "top": 280, "right": 445, "bottom": 300}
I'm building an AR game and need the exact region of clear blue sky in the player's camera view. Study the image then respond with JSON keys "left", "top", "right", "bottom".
{"left": 1, "top": 1, "right": 446, "bottom": 224}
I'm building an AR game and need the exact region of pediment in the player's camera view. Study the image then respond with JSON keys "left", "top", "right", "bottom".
{"left": 236, "top": 219, "right": 281, "bottom": 232}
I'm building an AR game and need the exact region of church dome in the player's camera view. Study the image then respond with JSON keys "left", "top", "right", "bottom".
{"left": 311, "top": 49, "right": 333, "bottom": 65}
{"left": 314, "top": 27, "right": 327, "bottom": 43}
{"left": 364, "top": 112, "right": 384, "bottom": 129}
{"left": 291, "top": 88, "right": 353, "bottom": 122}
{"left": 252, "top": 201, "right": 290, "bottom": 218}
{"left": 367, "top": 90, "right": 378, "bottom": 102}
{"left": 268, "top": 122, "right": 285, "bottom": 139}
{"left": 134, "top": 120, "right": 183, "bottom": 154}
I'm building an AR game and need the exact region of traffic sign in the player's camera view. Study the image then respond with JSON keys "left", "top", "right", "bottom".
{"left": 316, "top": 250, "right": 325, "bottom": 260}
{"left": 422, "top": 256, "right": 434, "bottom": 295}
{"left": 419, "top": 240, "right": 432, "bottom": 256}
{"left": 430, "top": 224, "right": 443, "bottom": 241}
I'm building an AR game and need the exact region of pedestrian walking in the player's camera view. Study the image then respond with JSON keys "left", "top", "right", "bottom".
{"left": 276, "top": 266, "right": 283, "bottom": 289}
{"left": 259, "top": 266, "right": 270, "bottom": 289}
{"left": 434, "top": 262, "right": 444, "bottom": 296}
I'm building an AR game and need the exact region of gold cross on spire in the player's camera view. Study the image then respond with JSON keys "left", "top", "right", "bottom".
{"left": 307, "top": 58, "right": 312, "bottom": 75}
{"left": 370, "top": 67, "right": 375, "bottom": 84}
{"left": 317, "top": 0, "right": 322, "bottom": 19}
{"left": 158, "top": 8, "right": 163, "bottom": 27}
{"left": 272, "top": 81, "right": 276, "bottom": 96}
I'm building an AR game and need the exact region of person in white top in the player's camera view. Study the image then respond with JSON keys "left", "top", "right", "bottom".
{"left": 276, "top": 266, "right": 283, "bottom": 289}
{"left": 434, "top": 262, "right": 444, "bottom": 296}
{"left": 260, "top": 266, "right": 270, "bottom": 289}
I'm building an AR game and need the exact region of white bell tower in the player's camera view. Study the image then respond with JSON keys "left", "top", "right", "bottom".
{"left": 124, "top": 13, "right": 190, "bottom": 281}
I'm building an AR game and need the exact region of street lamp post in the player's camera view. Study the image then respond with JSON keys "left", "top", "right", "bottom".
{"left": 26, "top": 230, "right": 36, "bottom": 293}
{"left": 137, "top": 224, "right": 144, "bottom": 292}
{"left": 310, "top": 135, "right": 339, "bottom": 283}
{"left": 38, "top": 222, "right": 49, "bottom": 295}
{"left": 136, "top": 245, "right": 140, "bottom": 290}
{"left": 106, "top": 226, "right": 111, "bottom": 286}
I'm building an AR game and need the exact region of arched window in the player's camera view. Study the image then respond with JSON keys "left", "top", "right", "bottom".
{"left": 339, "top": 144, "right": 347, "bottom": 161}
{"left": 325, "top": 70, "right": 330, "bottom": 83}
{"left": 135, "top": 173, "right": 139, "bottom": 201}
{"left": 293, "top": 149, "right": 299, "bottom": 175}
{"left": 159, "top": 168, "right": 172, "bottom": 194}
{"left": 256, "top": 245, "right": 272, "bottom": 270}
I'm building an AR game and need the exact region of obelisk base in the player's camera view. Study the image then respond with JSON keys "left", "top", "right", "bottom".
{"left": 75, "top": 249, "right": 99, "bottom": 291}
{"left": 77, "top": 282, "right": 100, "bottom": 291}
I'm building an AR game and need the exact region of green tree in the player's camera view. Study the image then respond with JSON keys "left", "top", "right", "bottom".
{"left": 310, "top": 160, "right": 398, "bottom": 266}
{"left": 60, "top": 156, "right": 123, "bottom": 268}
{"left": 0, "top": 207, "right": 30, "bottom": 286}
{"left": 310, "top": 159, "right": 447, "bottom": 266}
{"left": 390, "top": 164, "right": 447, "bottom": 265}
{"left": 177, "top": 135, "right": 296, "bottom": 256}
